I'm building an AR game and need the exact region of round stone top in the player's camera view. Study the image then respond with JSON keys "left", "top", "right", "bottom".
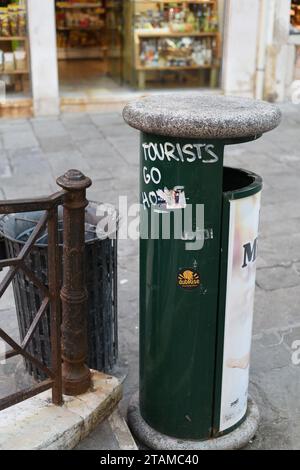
{"left": 123, "top": 94, "right": 281, "bottom": 140}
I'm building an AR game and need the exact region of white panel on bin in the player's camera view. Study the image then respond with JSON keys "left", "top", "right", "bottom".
{"left": 220, "top": 191, "right": 261, "bottom": 432}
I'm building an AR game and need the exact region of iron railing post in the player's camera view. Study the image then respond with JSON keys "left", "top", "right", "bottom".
{"left": 48, "top": 206, "right": 63, "bottom": 405}
{"left": 57, "top": 169, "right": 92, "bottom": 395}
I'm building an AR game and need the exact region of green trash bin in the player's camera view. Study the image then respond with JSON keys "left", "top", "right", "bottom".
{"left": 123, "top": 95, "right": 281, "bottom": 450}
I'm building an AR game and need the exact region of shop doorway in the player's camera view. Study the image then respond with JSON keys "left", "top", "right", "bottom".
{"left": 56, "top": 0, "right": 125, "bottom": 99}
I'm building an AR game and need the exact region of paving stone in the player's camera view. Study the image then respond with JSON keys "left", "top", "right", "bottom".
{"left": 100, "top": 123, "right": 137, "bottom": 139}
{"left": 0, "top": 179, "right": 53, "bottom": 199}
{"left": 2, "top": 131, "right": 39, "bottom": 150}
{"left": 260, "top": 199, "right": 300, "bottom": 227}
{"left": 108, "top": 132, "right": 139, "bottom": 147}
{"left": 294, "top": 262, "right": 300, "bottom": 275}
{"left": 253, "top": 285, "right": 300, "bottom": 332}
{"left": 89, "top": 112, "right": 123, "bottom": 128}
{"left": 78, "top": 137, "right": 121, "bottom": 158}
{"left": 0, "top": 270, "right": 16, "bottom": 312}
{"left": 0, "top": 120, "right": 32, "bottom": 134}
{"left": 223, "top": 154, "right": 245, "bottom": 168}
{"left": 264, "top": 171, "right": 300, "bottom": 190}
{"left": 87, "top": 187, "right": 121, "bottom": 208}
{"left": 87, "top": 185, "right": 139, "bottom": 211}
{"left": 258, "top": 232, "right": 300, "bottom": 266}
{"left": 118, "top": 238, "right": 139, "bottom": 259}
{"left": 256, "top": 265, "right": 300, "bottom": 291}
{"left": 61, "top": 113, "right": 93, "bottom": 126}
{"left": 77, "top": 138, "right": 125, "bottom": 168}
{"left": 251, "top": 336, "right": 293, "bottom": 374}
{"left": 30, "top": 116, "right": 62, "bottom": 124}
{"left": 107, "top": 136, "right": 139, "bottom": 166}
{"left": 7, "top": 147, "right": 51, "bottom": 177}
{"left": 31, "top": 120, "right": 67, "bottom": 138}
{"left": 236, "top": 151, "right": 290, "bottom": 176}
{"left": 76, "top": 419, "right": 120, "bottom": 450}
{"left": 261, "top": 185, "right": 299, "bottom": 206}
{"left": 263, "top": 127, "right": 298, "bottom": 150}
{"left": 68, "top": 124, "right": 101, "bottom": 142}
{"left": 38, "top": 135, "right": 76, "bottom": 153}
{"left": 112, "top": 165, "right": 139, "bottom": 192}
{"left": 86, "top": 167, "right": 113, "bottom": 182}
{"left": 0, "top": 150, "right": 12, "bottom": 179}
{"left": 252, "top": 330, "right": 281, "bottom": 346}
{"left": 239, "top": 138, "right": 281, "bottom": 160}
{"left": 260, "top": 215, "right": 300, "bottom": 240}
{"left": 249, "top": 360, "right": 300, "bottom": 450}
{"left": 0, "top": 310, "right": 19, "bottom": 343}
{"left": 46, "top": 149, "right": 91, "bottom": 177}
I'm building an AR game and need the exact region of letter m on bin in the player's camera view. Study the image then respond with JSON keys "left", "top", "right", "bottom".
{"left": 242, "top": 237, "right": 258, "bottom": 268}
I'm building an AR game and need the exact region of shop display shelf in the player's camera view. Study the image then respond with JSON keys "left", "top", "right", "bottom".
{"left": 57, "top": 46, "right": 107, "bottom": 59}
{"left": 0, "top": 37, "right": 27, "bottom": 41}
{"left": 136, "top": 31, "right": 219, "bottom": 38}
{"left": 56, "top": 2, "right": 103, "bottom": 9}
{"left": 136, "top": 64, "right": 218, "bottom": 71}
{"left": 57, "top": 25, "right": 105, "bottom": 31}
{"left": 0, "top": 70, "right": 29, "bottom": 75}
{"left": 136, "top": 1, "right": 215, "bottom": 4}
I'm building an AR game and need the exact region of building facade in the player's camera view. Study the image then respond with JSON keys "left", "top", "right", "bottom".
{"left": 0, "top": 0, "right": 297, "bottom": 117}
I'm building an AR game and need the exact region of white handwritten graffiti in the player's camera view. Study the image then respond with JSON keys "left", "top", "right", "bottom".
{"left": 142, "top": 142, "right": 219, "bottom": 164}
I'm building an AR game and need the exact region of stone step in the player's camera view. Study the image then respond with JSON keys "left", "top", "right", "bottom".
{"left": 76, "top": 408, "right": 138, "bottom": 451}
{"left": 0, "top": 371, "right": 122, "bottom": 450}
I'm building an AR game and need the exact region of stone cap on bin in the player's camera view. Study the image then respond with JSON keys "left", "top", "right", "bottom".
{"left": 123, "top": 94, "right": 281, "bottom": 140}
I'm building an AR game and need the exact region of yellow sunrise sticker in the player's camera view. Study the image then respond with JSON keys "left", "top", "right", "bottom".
{"left": 177, "top": 269, "right": 200, "bottom": 289}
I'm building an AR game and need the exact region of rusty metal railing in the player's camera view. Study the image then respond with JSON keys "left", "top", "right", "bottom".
{"left": 0, "top": 169, "right": 92, "bottom": 411}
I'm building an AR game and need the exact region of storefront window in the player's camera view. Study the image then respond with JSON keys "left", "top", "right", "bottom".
{"left": 290, "top": 1, "right": 300, "bottom": 34}
{"left": 0, "top": 0, "right": 30, "bottom": 99}
{"left": 56, "top": 1, "right": 107, "bottom": 60}
{"left": 129, "top": 0, "right": 222, "bottom": 90}
{"left": 56, "top": 0, "right": 222, "bottom": 96}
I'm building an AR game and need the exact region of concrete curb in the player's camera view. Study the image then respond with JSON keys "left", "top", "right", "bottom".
{"left": 0, "top": 371, "right": 122, "bottom": 450}
{"left": 128, "top": 392, "right": 260, "bottom": 450}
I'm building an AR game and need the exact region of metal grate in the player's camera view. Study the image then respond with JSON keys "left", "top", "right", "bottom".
{"left": 1, "top": 202, "right": 118, "bottom": 381}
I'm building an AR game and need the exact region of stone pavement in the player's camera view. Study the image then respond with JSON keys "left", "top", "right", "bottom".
{"left": 0, "top": 102, "right": 299, "bottom": 450}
